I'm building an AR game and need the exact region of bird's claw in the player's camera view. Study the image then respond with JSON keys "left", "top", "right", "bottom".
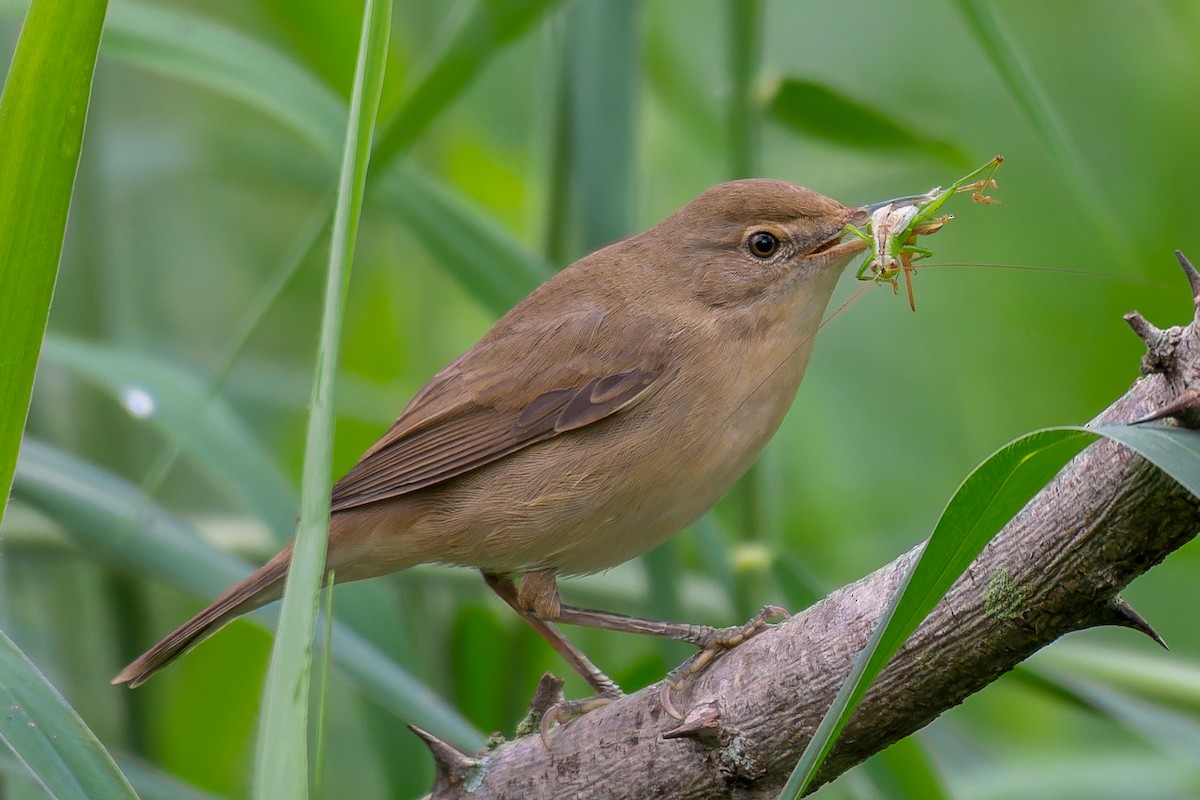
{"left": 539, "top": 695, "right": 618, "bottom": 747}
{"left": 660, "top": 605, "right": 790, "bottom": 720}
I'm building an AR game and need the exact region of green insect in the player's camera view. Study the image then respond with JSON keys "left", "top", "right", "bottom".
{"left": 844, "top": 156, "right": 1004, "bottom": 311}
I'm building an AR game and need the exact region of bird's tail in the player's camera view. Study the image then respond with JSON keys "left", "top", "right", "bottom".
{"left": 111, "top": 546, "right": 294, "bottom": 688}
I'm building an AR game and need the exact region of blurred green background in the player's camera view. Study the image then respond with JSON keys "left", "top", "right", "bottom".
{"left": 2, "top": 0, "right": 1199, "bottom": 798}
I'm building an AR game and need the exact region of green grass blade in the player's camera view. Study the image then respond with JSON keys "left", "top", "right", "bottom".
{"left": 11, "top": 440, "right": 483, "bottom": 750}
{"left": 565, "top": 0, "right": 638, "bottom": 249}
{"left": 766, "top": 78, "right": 966, "bottom": 164}
{"left": 779, "top": 422, "right": 1200, "bottom": 796}
{"left": 725, "top": 0, "right": 761, "bottom": 178}
{"left": 778, "top": 428, "right": 1094, "bottom": 797}
{"left": 723, "top": 0, "right": 766, "bottom": 613}
{"left": 0, "top": 627, "right": 139, "bottom": 800}
{"left": 252, "top": 1, "right": 391, "bottom": 797}
{"left": 312, "top": 575, "right": 335, "bottom": 798}
{"left": 0, "top": 0, "right": 106, "bottom": 528}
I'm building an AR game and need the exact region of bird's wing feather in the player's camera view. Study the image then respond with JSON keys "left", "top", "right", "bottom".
{"left": 330, "top": 306, "right": 668, "bottom": 512}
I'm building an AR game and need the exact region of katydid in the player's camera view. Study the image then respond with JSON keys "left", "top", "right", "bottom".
{"left": 845, "top": 156, "right": 1004, "bottom": 311}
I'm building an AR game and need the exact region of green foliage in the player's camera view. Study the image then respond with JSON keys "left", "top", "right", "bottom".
{"left": 1, "top": 1, "right": 1199, "bottom": 798}
{"left": 252, "top": 2, "right": 391, "bottom": 796}
{"left": 767, "top": 78, "right": 965, "bottom": 163}
{"left": 0, "top": 628, "right": 139, "bottom": 800}
{"left": 12, "top": 440, "right": 480, "bottom": 749}
{"left": 0, "top": 0, "right": 105, "bottom": 524}
{"left": 0, "top": 0, "right": 129, "bottom": 794}
{"left": 781, "top": 424, "right": 1200, "bottom": 796}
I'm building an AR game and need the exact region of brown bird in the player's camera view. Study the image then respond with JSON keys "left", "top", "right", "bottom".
{"left": 113, "top": 179, "right": 871, "bottom": 697}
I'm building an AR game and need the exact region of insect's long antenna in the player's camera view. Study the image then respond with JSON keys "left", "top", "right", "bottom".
{"left": 822, "top": 282, "right": 874, "bottom": 330}
{"left": 919, "top": 262, "right": 1174, "bottom": 291}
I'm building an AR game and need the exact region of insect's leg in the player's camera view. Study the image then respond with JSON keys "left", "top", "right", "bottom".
{"left": 843, "top": 223, "right": 872, "bottom": 243}
{"left": 902, "top": 244, "right": 934, "bottom": 264}
{"left": 899, "top": 251, "right": 917, "bottom": 312}
{"left": 855, "top": 256, "right": 876, "bottom": 282}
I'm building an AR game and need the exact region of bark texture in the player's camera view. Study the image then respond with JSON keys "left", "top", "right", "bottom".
{"left": 417, "top": 255, "right": 1200, "bottom": 799}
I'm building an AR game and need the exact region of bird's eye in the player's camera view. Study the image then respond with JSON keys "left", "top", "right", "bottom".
{"left": 746, "top": 231, "right": 780, "bottom": 259}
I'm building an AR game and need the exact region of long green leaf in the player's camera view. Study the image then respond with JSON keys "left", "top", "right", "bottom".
{"left": 1090, "top": 423, "right": 1200, "bottom": 496}
{"left": 779, "top": 422, "right": 1200, "bottom": 797}
{"left": 725, "top": 0, "right": 762, "bottom": 179}
{"left": 253, "top": 1, "right": 391, "bottom": 797}
{"left": 11, "top": 440, "right": 483, "bottom": 750}
{"left": 564, "top": 0, "right": 638, "bottom": 250}
{"left": 723, "top": 0, "right": 766, "bottom": 617}
{"left": 766, "top": 78, "right": 965, "bottom": 164}
{"left": 0, "top": 0, "right": 106, "bottom": 527}
{"left": 0, "top": 628, "right": 139, "bottom": 800}
{"left": 0, "top": 751, "right": 226, "bottom": 800}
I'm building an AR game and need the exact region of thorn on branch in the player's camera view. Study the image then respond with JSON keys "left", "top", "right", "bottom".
{"left": 1129, "top": 388, "right": 1200, "bottom": 427}
{"left": 1101, "top": 596, "right": 1169, "bottom": 650}
{"left": 512, "top": 672, "right": 566, "bottom": 740}
{"left": 509, "top": 671, "right": 571, "bottom": 747}
{"left": 662, "top": 701, "right": 722, "bottom": 747}
{"left": 408, "top": 725, "right": 482, "bottom": 791}
{"left": 1124, "top": 311, "right": 1163, "bottom": 352}
{"left": 528, "top": 673, "right": 566, "bottom": 721}
{"left": 1175, "top": 250, "right": 1200, "bottom": 313}
{"left": 1125, "top": 309, "right": 1177, "bottom": 375}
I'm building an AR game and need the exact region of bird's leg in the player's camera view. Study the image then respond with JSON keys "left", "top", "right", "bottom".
{"left": 551, "top": 601, "right": 789, "bottom": 655}
{"left": 481, "top": 571, "right": 622, "bottom": 700}
{"left": 515, "top": 570, "right": 788, "bottom": 717}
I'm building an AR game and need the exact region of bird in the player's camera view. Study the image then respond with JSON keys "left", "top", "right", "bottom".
{"left": 113, "top": 178, "right": 872, "bottom": 698}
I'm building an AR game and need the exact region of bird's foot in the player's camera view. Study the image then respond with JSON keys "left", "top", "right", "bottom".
{"left": 539, "top": 694, "right": 620, "bottom": 745}
{"left": 660, "top": 604, "right": 790, "bottom": 720}
{"left": 516, "top": 671, "right": 623, "bottom": 747}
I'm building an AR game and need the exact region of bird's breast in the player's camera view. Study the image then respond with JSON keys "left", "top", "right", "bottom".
{"left": 388, "top": 324, "right": 818, "bottom": 577}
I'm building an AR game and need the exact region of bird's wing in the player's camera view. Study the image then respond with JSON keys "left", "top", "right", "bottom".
{"left": 330, "top": 306, "right": 668, "bottom": 512}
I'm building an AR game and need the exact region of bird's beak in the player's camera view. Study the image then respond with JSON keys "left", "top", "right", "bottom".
{"left": 807, "top": 224, "right": 869, "bottom": 262}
